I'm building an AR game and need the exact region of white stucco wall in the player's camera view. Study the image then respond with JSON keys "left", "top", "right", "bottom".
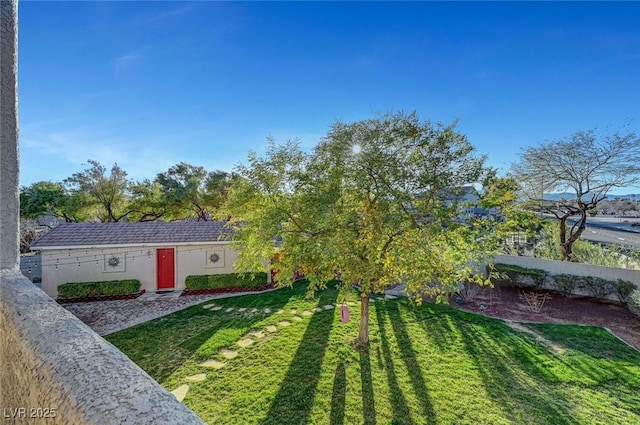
{"left": 40, "top": 243, "right": 239, "bottom": 297}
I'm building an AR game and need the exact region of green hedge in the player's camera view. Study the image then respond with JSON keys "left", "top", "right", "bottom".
{"left": 185, "top": 272, "right": 269, "bottom": 290}
{"left": 58, "top": 279, "right": 140, "bottom": 298}
{"left": 492, "top": 263, "right": 547, "bottom": 287}
{"left": 628, "top": 290, "right": 640, "bottom": 318}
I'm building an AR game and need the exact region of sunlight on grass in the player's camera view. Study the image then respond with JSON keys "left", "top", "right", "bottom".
{"left": 107, "top": 284, "right": 640, "bottom": 425}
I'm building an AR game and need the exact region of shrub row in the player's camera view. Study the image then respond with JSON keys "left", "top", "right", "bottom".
{"left": 492, "top": 263, "right": 636, "bottom": 303}
{"left": 185, "top": 272, "right": 268, "bottom": 290}
{"left": 58, "top": 279, "right": 140, "bottom": 298}
{"left": 628, "top": 290, "right": 640, "bottom": 318}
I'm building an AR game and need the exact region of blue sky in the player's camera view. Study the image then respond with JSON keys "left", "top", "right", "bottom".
{"left": 19, "top": 1, "right": 640, "bottom": 194}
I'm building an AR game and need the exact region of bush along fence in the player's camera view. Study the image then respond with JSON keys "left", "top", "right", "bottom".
{"left": 182, "top": 272, "right": 271, "bottom": 295}
{"left": 490, "top": 263, "right": 640, "bottom": 318}
{"left": 57, "top": 279, "right": 143, "bottom": 303}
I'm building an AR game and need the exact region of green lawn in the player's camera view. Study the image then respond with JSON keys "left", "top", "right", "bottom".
{"left": 106, "top": 284, "right": 640, "bottom": 425}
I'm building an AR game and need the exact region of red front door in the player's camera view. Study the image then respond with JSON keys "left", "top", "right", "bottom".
{"left": 157, "top": 248, "right": 175, "bottom": 290}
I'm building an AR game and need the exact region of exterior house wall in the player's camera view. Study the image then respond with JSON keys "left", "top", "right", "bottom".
{"left": 41, "top": 243, "right": 238, "bottom": 298}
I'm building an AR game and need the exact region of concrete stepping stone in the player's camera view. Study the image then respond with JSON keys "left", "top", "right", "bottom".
{"left": 220, "top": 349, "right": 238, "bottom": 359}
{"left": 278, "top": 320, "right": 291, "bottom": 327}
{"left": 265, "top": 325, "right": 278, "bottom": 333}
{"left": 290, "top": 309, "right": 297, "bottom": 314}
{"left": 211, "top": 306, "right": 223, "bottom": 311}
{"left": 171, "top": 384, "right": 190, "bottom": 402}
{"left": 203, "top": 304, "right": 215, "bottom": 309}
{"left": 247, "top": 330, "right": 265, "bottom": 339}
{"left": 276, "top": 309, "right": 284, "bottom": 314}
{"left": 200, "top": 359, "right": 226, "bottom": 369}
{"left": 237, "top": 339, "right": 254, "bottom": 348}
{"left": 376, "top": 297, "right": 384, "bottom": 301}
{"left": 314, "top": 307, "right": 322, "bottom": 312}
{"left": 185, "top": 373, "right": 207, "bottom": 382}
{"left": 238, "top": 308, "right": 247, "bottom": 312}
{"left": 323, "top": 305, "right": 334, "bottom": 310}
{"left": 385, "top": 295, "right": 397, "bottom": 300}
{"left": 302, "top": 310, "right": 313, "bottom": 316}
{"left": 264, "top": 308, "right": 271, "bottom": 314}
{"left": 292, "top": 316, "right": 303, "bottom": 321}
{"left": 225, "top": 307, "right": 234, "bottom": 312}
{"left": 250, "top": 308, "right": 258, "bottom": 313}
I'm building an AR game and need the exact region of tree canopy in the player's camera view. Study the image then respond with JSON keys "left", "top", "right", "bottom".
{"left": 513, "top": 128, "right": 640, "bottom": 261}
{"left": 226, "top": 111, "right": 500, "bottom": 345}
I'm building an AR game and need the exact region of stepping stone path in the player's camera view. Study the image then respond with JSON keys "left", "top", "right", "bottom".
{"left": 225, "top": 307, "right": 234, "bottom": 312}
{"left": 323, "top": 305, "right": 334, "bottom": 310}
{"left": 200, "top": 359, "right": 226, "bottom": 369}
{"left": 220, "top": 349, "right": 238, "bottom": 359}
{"left": 278, "top": 320, "right": 291, "bottom": 327}
{"left": 302, "top": 310, "right": 313, "bottom": 316}
{"left": 247, "top": 330, "right": 265, "bottom": 339}
{"left": 237, "top": 339, "right": 254, "bottom": 348}
{"left": 290, "top": 309, "right": 297, "bottom": 314}
{"left": 171, "top": 384, "right": 190, "bottom": 402}
{"left": 276, "top": 309, "right": 284, "bottom": 314}
{"left": 376, "top": 297, "right": 384, "bottom": 301}
{"left": 385, "top": 295, "right": 397, "bottom": 300}
{"left": 265, "top": 325, "right": 278, "bottom": 333}
{"left": 185, "top": 373, "right": 207, "bottom": 382}
{"left": 211, "top": 306, "right": 223, "bottom": 311}
{"left": 238, "top": 308, "right": 247, "bottom": 312}
{"left": 250, "top": 308, "right": 258, "bottom": 313}
{"left": 314, "top": 307, "right": 322, "bottom": 312}
{"left": 264, "top": 308, "right": 271, "bottom": 314}
{"left": 203, "top": 304, "right": 216, "bottom": 309}
{"left": 292, "top": 316, "right": 303, "bottom": 322}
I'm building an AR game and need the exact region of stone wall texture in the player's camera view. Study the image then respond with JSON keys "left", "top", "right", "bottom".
{"left": 1, "top": 0, "right": 20, "bottom": 270}
{"left": 0, "top": 271, "right": 206, "bottom": 424}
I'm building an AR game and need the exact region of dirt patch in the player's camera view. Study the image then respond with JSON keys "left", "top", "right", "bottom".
{"left": 450, "top": 285, "right": 640, "bottom": 351}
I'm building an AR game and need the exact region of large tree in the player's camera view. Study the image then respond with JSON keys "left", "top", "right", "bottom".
{"left": 156, "top": 163, "right": 234, "bottom": 221}
{"left": 64, "top": 160, "right": 133, "bottom": 222}
{"left": 226, "top": 112, "right": 499, "bottom": 345}
{"left": 514, "top": 128, "right": 640, "bottom": 261}
{"left": 20, "top": 180, "right": 93, "bottom": 222}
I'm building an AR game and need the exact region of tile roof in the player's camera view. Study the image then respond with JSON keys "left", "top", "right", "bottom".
{"left": 30, "top": 221, "right": 234, "bottom": 249}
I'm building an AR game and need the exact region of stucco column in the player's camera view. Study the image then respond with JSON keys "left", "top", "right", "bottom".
{"left": 1, "top": 0, "right": 19, "bottom": 270}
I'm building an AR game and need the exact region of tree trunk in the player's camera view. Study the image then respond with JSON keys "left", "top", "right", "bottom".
{"left": 356, "top": 293, "right": 370, "bottom": 346}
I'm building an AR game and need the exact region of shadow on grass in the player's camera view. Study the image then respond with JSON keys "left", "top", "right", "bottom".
{"left": 386, "top": 303, "right": 436, "bottom": 425}
{"left": 360, "top": 345, "right": 377, "bottom": 425}
{"left": 330, "top": 361, "right": 346, "bottom": 425}
{"left": 375, "top": 305, "right": 415, "bottom": 424}
{"left": 107, "top": 285, "right": 302, "bottom": 383}
{"left": 260, "top": 289, "right": 338, "bottom": 425}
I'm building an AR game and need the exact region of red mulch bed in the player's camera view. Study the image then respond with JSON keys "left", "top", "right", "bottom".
{"left": 181, "top": 285, "right": 273, "bottom": 296}
{"left": 57, "top": 290, "right": 145, "bottom": 304}
{"left": 449, "top": 285, "right": 640, "bottom": 350}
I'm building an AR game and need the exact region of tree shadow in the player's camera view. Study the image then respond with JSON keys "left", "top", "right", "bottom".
{"left": 359, "top": 344, "right": 377, "bottom": 425}
{"left": 386, "top": 303, "right": 437, "bottom": 425}
{"left": 375, "top": 305, "right": 415, "bottom": 424}
{"left": 260, "top": 289, "right": 337, "bottom": 425}
{"left": 330, "top": 361, "right": 347, "bottom": 425}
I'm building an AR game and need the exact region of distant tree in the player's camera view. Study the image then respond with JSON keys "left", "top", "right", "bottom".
{"left": 20, "top": 180, "right": 92, "bottom": 222}
{"left": 64, "top": 160, "right": 133, "bottom": 222}
{"left": 226, "top": 112, "right": 499, "bottom": 346}
{"left": 514, "top": 128, "right": 640, "bottom": 261}
{"left": 127, "top": 179, "right": 167, "bottom": 222}
{"left": 156, "top": 163, "right": 233, "bottom": 220}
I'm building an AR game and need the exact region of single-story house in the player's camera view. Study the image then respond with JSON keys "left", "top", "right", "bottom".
{"left": 30, "top": 221, "right": 241, "bottom": 298}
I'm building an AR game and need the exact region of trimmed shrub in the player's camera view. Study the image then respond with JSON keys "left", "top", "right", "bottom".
{"left": 581, "top": 276, "right": 615, "bottom": 299}
{"left": 185, "top": 272, "right": 268, "bottom": 290}
{"left": 628, "top": 290, "right": 640, "bottom": 318}
{"left": 551, "top": 274, "right": 579, "bottom": 296}
{"left": 58, "top": 279, "right": 140, "bottom": 298}
{"left": 614, "top": 279, "right": 636, "bottom": 303}
{"left": 492, "top": 263, "right": 546, "bottom": 288}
